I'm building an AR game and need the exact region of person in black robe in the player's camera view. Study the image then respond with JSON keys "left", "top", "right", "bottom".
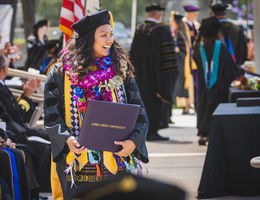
{"left": 170, "top": 12, "right": 192, "bottom": 114}
{"left": 130, "top": 4, "right": 178, "bottom": 141}
{"left": 44, "top": 10, "right": 149, "bottom": 199}
{"left": 210, "top": 0, "right": 247, "bottom": 65}
{"left": 0, "top": 129, "right": 29, "bottom": 200}
{"left": 183, "top": 5, "right": 200, "bottom": 110}
{"left": 193, "top": 17, "right": 241, "bottom": 145}
{"left": 0, "top": 54, "right": 51, "bottom": 194}
{"left": 25, "top": 19, "right": 48, "bottom": 70}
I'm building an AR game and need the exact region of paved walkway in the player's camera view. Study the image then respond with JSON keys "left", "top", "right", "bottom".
{"left": 41, "top": 109, "right": 260, "bottom": 200}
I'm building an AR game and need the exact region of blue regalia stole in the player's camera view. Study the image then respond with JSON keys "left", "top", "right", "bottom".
{"left": 200, "top": 40, "right": 221, "bottom": 89}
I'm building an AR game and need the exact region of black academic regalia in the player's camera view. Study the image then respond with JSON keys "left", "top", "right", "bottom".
{"left": 193, "top": 42, "right": 240, "bottom": 137}
{"left": 25, "top": 36, "right": 48, "bottom": 70}
{"left": 220, "top": 20, "right": 247, "bottom": 65}
{"left": 0, "top": 85, "right": 51, "bottom": 193}
{"left": 44, "top": 66, "right": 149, "bottom": 198}
{"left": 0, "top": 144, "right": 29, "bottom": 200}
{"left": 0, "top": 149, "right": 13, "bottom": 200}
{"left": 174, "top": 31, "right": 189, "bottom": 98}
{"left": 130, "top": 20, "right": 178, "bottom": 135}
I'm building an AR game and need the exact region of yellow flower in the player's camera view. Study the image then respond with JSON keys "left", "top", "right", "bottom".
{"left": 89, "top": 65, "right": 97, "bottom": 71}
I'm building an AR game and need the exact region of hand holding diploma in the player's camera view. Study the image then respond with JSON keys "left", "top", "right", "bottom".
{"left": 114, "top": 140, "right": 136, "bottom": 157}
{"left": 66, "top": 136, "right": 86, "bottom": 154}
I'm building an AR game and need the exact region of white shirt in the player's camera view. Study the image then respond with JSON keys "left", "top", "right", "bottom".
{"left": 146, "top": 17, "right": 159, "bottom": 23}
{"left": 183, "top": 17, "right": 193, "bottom": 27}
{"left": 0, "top": 80, "right": 4, "bottom": 86}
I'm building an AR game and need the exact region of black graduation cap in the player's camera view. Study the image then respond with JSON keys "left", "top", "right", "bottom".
{"left": 145, "top": 3, "right": 165, "bottom": 12}
{"left": 44, "top": 40, "right": 60, "bottom": 50}
{"left": 199, "top": 16, "right": 221, "bottom": 37}
{"left": 210, "top": 0, "right": 229, "bottom": 15}
{"left": 70, "top": 173, "right": 186, "bottom": 200}
{"left": 171, "top": 11, "right": 184, "bottom": 23}
{"left": 72, "top": 9, "right": 114, "bottom": 37}
{"left": 33, "top": 19, "right": 48, "bottom": 30}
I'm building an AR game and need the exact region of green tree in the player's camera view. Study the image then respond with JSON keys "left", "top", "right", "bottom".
{"left": 36, "top": 0, "right": 62, "bottom": 26}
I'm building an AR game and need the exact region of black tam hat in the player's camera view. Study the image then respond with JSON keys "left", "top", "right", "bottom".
{"left": 72, "top": 9, "right": 114, "bottom": 37}
{"left": 199, "top": 16, "right": 221, "bottom": 37}
{"left": 145, "top": 3, "right": 165, "bottom": 12}
{"left": 210, "top": 0, "right": 228, "bottom": 15}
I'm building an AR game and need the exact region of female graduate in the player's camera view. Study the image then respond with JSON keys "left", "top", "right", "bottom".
{"left": 44, "top": 10, "right": 149, "bottom": 198}
{"left": 169, "top": 11, "right": 192, "bottom": 114}
{"left": 193, "top": 17, "right": 241, "bottom": 145}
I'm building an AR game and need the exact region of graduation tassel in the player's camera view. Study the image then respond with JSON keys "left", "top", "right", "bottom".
{"left": 96, "top": 164, "right": 101, "bottom": 177}
{"left": 109, "top": 11, "right": 114, "bottom": 28}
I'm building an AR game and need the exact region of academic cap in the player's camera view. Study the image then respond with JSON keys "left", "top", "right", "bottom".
{"left": 70, "top": 173, "right": 186, "bottom": 200}
{"left": 199, "top": 16, "right": 221, "bottom": 37}
{"left": 44, "top": 40, "right": 60, "bottom": 50}
{"left": 210, "top": 0, "right": 229, "bottom": 15}
{"left": 183, "top": 5, "right": 200, "bottom": 12}
{"left": 33, "top": 19, "right": 48, "bottom": 30}
{"left": 72, "top": 9, "right": 114, "bottom": 37}
{"left": 171, "top": 11, "right": 184, "bottom": 22}
{"left": 145, "top": 3, "right": 165, "bottom": 12}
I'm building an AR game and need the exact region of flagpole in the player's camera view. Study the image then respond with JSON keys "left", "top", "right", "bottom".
{"left": 85, "top": 0, "right": 100, "bottom": 14}
{"left": 131, "top": 0, "right": 137, "bottom": 40}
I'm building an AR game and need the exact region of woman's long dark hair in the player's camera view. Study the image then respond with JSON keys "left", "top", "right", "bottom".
{"left": 201, "top": 33, "right": 222, "bottom": 61}
{"left": 61, "top": 29, "right": 134, "bottom": 81}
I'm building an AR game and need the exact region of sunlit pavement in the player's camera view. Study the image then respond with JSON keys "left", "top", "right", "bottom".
{"left": 41, "top": 109, "right": 260, "bottom": 199}
{"left": 144, "top": 109, "right": 206, "bottom": 200}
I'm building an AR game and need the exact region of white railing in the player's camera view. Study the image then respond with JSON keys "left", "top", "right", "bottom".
{"left": 7, "top": 68, "right": 46, "bottom": 127}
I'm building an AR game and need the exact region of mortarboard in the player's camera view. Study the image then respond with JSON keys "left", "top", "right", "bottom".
{"left": 183, "top": 5, "right": 200, "bottom": 12}
{"left": 72, "top": 9, "right": 114, "bottom": 37}
{"left": 171, "top": 11, "right": 184, "bottom": 22}
{"left": 44, "top": 40, "right": 60, "bottom": 50}
{"left": 145, "top": 3, "right": 165, "bottom": 12}
{"left": 210, "top": 0, "right": 229, "bottom": 15}
{"left": 199, "top": 16, "right": 221, "bottom": 37}
{"left": 33, "top": 19, "right": 48, "bottom": 30}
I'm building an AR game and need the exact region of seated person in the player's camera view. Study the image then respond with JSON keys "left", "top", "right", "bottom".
{"left": 0, "top": 128, "right": 28, "bottom": 200}
{"left": 0, "top": 54, "right": 51, "bottom": 193}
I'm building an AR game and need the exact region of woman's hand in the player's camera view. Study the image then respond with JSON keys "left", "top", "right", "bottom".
{"left": 114, "top": 140, "right": 136, "bottom": 157}
{"left": 66, "top": 136, "right": 85, "bottom": 154}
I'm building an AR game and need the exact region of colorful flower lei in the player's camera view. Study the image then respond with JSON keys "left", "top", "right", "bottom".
{"left": 63, "top": 50, "right": 126, "bottom": 117}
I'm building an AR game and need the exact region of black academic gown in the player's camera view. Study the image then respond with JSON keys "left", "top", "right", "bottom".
{"left": 193, "top": 42, "right": 241, "bottom": 137}
{"left": 0, "top": 85, "right": 51, "bottom": 193}
{"left": 44, "top": 66, "right": 149, "bottom": 198}
{"left": 25, "top": 35, "right": 48, "bottom": 70}
{"left": 130, "top": 20, "right": 178, "bottom": 134}
{"left": 220, "top": 20, "right": 248, "bottom": 65}
{"left": 174, "top": 31, "right": 189, "bottom": 98}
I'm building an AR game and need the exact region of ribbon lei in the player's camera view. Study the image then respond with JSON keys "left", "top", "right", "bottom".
{"left": 64, "top": 160, "right": 76, "bottom": 188}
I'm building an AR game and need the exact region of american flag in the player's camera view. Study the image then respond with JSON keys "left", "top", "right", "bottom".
{"left": 59, "top": 0, "right": 85, "bottom": 42}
